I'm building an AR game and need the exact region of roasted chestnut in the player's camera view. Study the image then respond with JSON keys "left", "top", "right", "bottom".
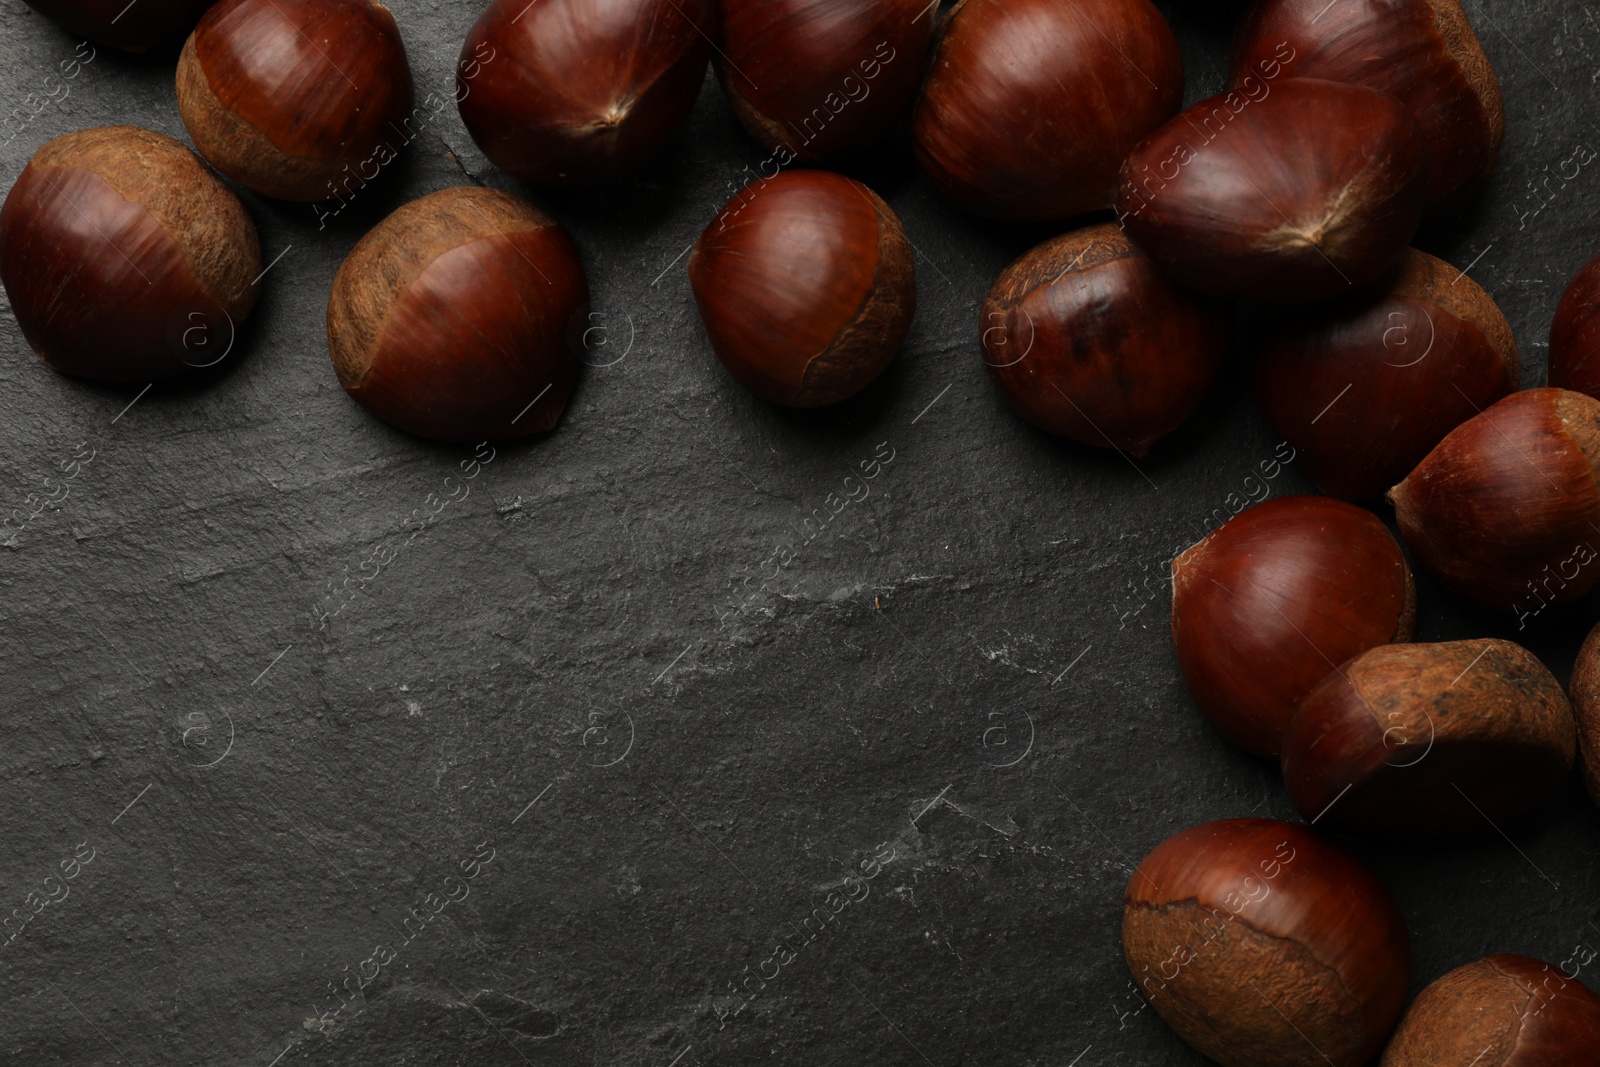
{"left": 1116, "top": 78, "right": 1428, "bottom": 303}
{"left": 1232, "top": 0, "right": 1504, "bottom": 212}
{"left": 687, "top": 169, "right": 913, "bottom": 407}
{"left": 1389, "top": 388, "right": 1600, "bottom": 612}
{"left": 1254, "top": 248, "right": 1519, "bottom": 500}
{"left": 1550, "top": 253, "right": 1600, "bottom": 400}
{"left": 458, "top": 0, "right": 714, "bottom": 187}
{"left": 1381, "top": 954, "right": 1600, "bottom": 1065}
{"left": 980, "top": 222, "right": 1229, "bottom": 455}
{"left": 325, "top": 187, "right": 587, "bottom": 441}
{"left": 716, "top": 0, "right": 932, "bottom": 162}
{"left": 1281, "top": 639, "right": 1576, "bottom": 834}
{"left": 21, "top": 0, "right": 214, "bottom": 51}
{"left": 1568, "top": 621, "right": 1600, "bottom": 810}
{"left": 0, "top": 126, "right": 261, "bottom": 383}
{"left": 913, "top": 0, "right": 1182, "bottom": 221}
{"left": 1125, "top": 818, "right": 1408, "bottom": 1067}
{"left": 1171, "top": 496, "right": 1415, "bottom": 758}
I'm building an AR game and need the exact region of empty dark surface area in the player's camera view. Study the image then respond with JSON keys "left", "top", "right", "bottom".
{"left": 2, "top": 1, "right": 1599, "bottom": 1065}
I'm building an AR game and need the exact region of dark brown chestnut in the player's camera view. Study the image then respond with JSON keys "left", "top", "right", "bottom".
{"left": 1231, "top": 0, "right": 1504, "bottom": 212}
{"left": 1389, "top": 388, "right": 1600, "bottom": 611}
{"left": 1116, "top": 78, "right": 1428, "bottom": 303}
{"left": 1550, "top": 254, "right": 1600, "bottom": 400}
{"left": 1568, "top": 621, "right": 1600, "bottom": 810}
{"left": 716, "top": 0, "right": 932, "bottom": 163}
{"left": 0, "top": 125, "right": 260, "bottom": 383}
{"left": 458, "top": 0, "right": 713, "bottom": 187}
{"left": 1381, "top": 954, "right": 1600, "bottom": 1065}
{"left": 176, "top": 0, "right": 413, "bottom": 202}
{"left": 1171, "top": 496, "right": 1416, "bottom": 758}
{"left": 1125, "top": 818, "right": 1408, "bottom": 1067}
{"left": 687, "top": 169, "right": 913, "bottom": 407}
{"left": 21, "top": 0, "right": 214, "bottom": 51}
{"left": 325, "top": 187, "right": 587, "bottom": 441}
{"left": 1254, "top": 248, "right": 1519, "bottom": 500}
{"left": 1281, "top": 639, "right": 1576, "bottom": 834}
{"left": 913, "top": 0, "right": 1182, "bottom": 221}
{"left": 980, "top": 222, "right": 1229, "bottom": 456}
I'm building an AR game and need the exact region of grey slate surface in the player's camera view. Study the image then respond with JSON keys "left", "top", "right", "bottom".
{"left": 1, "top": 0, "right": 1598, "bottom": 1064}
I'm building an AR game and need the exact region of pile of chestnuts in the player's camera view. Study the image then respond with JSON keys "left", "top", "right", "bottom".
{"left": 3, "top": 0, "right": 1600, "bottom": 1063}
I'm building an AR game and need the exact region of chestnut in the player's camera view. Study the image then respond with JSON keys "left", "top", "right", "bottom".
{"left": 325, "top": 187, "right": 587, "bottom": 442}
{"left": 716, "top": 0, "right": 932, "bottom": 163}
{"left": 1281, "top": 639, "right": 1576, "bottom": 834}
{"left": 1381, "top": 954, "right": 1600, "bottom": 1065}
{"left": 458, "top": 0, "right": 714, "bottom": 188}
{"left": 1389, "top": 388, "right": 1600, "bottom": 611}
{"left": 687, "top": 169, "right": 913, "bottom": 407}
{"left": 1232, "top": 0, "right": 1504, "bottom": 212}
{"left": 1116, "top": 78, "right": 1428, "bottom": 303}
{"left": 1125, "top": 818, "right": 1408, "bottom": 1067}
{"left": 913, "top": 0, "right": 1182, "bottom": 221}
{"left": 21, "top": 0, "right": 214, "bottom": 51}
{"left": 1568, "top": 621, "right": 1600, "bottom": 810}
{"left": 1171, "top": 496, "right": 1416, "bottom": 758}
{"left": 980, "top": 222, "right": 1229, "bottom": 456}
{"left": 1254, "top": 248, "right": 1520, "bottom": 500}
{"left": 0, "top": 126, "right": 261, "bottom": 383}
{"left": 176, "top": 0, "right": 413, "bottom": 202}
{"left": 1550, "top": 253, "right": 1600, "bottom": 401}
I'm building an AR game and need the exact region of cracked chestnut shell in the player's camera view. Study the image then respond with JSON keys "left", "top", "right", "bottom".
{"left": 1254, "top": 248, "right": 1520, "bottom": 501}
{"left": 1116, "top": 78, "right": 1428, "bottom": 303}
{"left": 0, "top": 126, "right": 261, "bottom": 383}
{"left": 1281, "top": 639, "right": 1576, "bottom": 835}
{"left": 1232, "top": 0, "right": 1504, "bottom": 212}
{"left": 716, "top": 0, "right": 933, "bottom": 162}
{"left": 1171, "top": 496, "right": 1416, "bottom": 758}
{"left": 326, "top": 187, "right": 587, "bottom": 442}
{"left": 687, "top": 169, "right": 914, "bottom": 407}
{"left": 980, "top": 222, "right": 1229, "bottom": 456}
{"left": 1125, "top": 818, "right": 1409, "bottom": 1067}
{"left": 913, "top": 0, "right": 1183, "bottom": 221}
{"left": 1567, "top": 621, "right": 1600, "bottom": 810}
{"left": 1381, "top": 954, "right": 1600, "bottom": 1065}
{"left": 22, "top": 0, "right": 214, "bottom": 51}
{"left": 176, "top": 0, "right": 413, "bottom": 203}
{"left": 1388, "top": 388, "right": 1600, "bottom": 610}
{"left": 458, "top": 0, "right": 713, "bottom": 187}
{"left": 1550, "top": 254, "right": 1600, "bottom": 401}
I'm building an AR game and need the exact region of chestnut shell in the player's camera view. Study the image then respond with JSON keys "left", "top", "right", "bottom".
{"left": 1550, "top": 253, "right": 1600, "bottom": 401}
{"left": 21, "top": 0, "right": 215, "bottom": 51}
{"left": 1568, "top": 621, "right": 1600, "bottom": 810}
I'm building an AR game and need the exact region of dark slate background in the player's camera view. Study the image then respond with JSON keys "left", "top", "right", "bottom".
{"left": 2, "top": 0, "right": 1598, "bottom": 1064}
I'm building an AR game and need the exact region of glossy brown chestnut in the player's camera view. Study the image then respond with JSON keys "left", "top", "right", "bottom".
{"left": 913, "top": 0, "right": 1182, "bottom": 221}
{"left": 1568, "top": 621, "right": 1600, "bottom": 809}
{"left": 687, "top": 169, "right": 913, "bottom": 407}
{"left": 1281, "top": 639, "right": 1576, "bottom": 834}
{"left": 1381, "top": 954, "right": 1600, "bottom": 1065}
{"left": 1125, "top": 818, "right": 1408, "bottom": 1067}
{"left": 1231, "top": 0, "right": 1504, "bottom": 212}
{"left": 458, "top": 0, "right": 713, "bottom": 187}
{"left": 980, "top": 222, "right": 1229, "bottom": 456}
{"left": 1116, "top": 78, "right": 1428, "bottom": 303}
{"left": 325, "top": 187, "right": 587, "bottom": 442}
{"left": 21, "top": 0, "right": 214, "bottom": 51}
{"left": 1171, "top": 496, "right": 1416, "bottom": 758}
{"left": 176, "top": 0, "right": 412, "bottom": 203}
{"left": 716, "top": 0, "right": 932, "bottom": 163}
{"left": 1550, "top": 254, "right": 1600, "bottom": 400}
{"left": 0, "top": 126, "right": 260, "bottom": 383}
{"left": 1389, "top": 388, "right": 1600, "bottom": 611}
{"left": 1254, "top": 248, "right": 1519, "bottom": 500}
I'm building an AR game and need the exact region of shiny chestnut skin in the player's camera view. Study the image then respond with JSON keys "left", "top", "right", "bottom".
{"left": 1116, "top": 78, "right": 1428, "bottom": 303}
{"left": 1382, "top": 955, "right": 1600, "bottom": 1066}
{"left": 687, "top": 170, "right": 914, "bottom": 407}
{"left": 21, "top": 0, "right": 214, "bottom": 51}
{"left": 326, "top": 187, "right": 587, "bottom": 442}
{"left": 0, "top": 126, "right": 261, "bottom": 383}
{"left": 1550, "top": 254, "right": 1600, "bottom": 400}
{"left": 913, "top": 0, "right": 1182, "bottom": 221}
{"left": 1171, "top": 496, "right": 1416, "bottom": 758}
{"left": 1254, "top": 248, "right": 1519, "bottom": 500}
{"left": 1232, "top": 0, "right": 1504, "bottom": 212}
{"left": 458, "top": 0, "right": 713, "bottom": 187}
{"left": 1389, "top": 388, "right": 1600, "bottom": 610}
{"left": 176, "top": 0, "right": 413, "bottom": 203}
{"left": 1282, "top": 640, "right": 1576, "bottom": 835}
{"left": 1568, "top": 622, "right": 1600, "bottom": 810}
{"left": 716, "top": 0, "right": 932, "bottom": 162}
{"left": 1125, "top": 819, "right": 1409, "bottom": 1067}
{"left": 980, "top": 222, "right": 1229, "bottom": 456}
